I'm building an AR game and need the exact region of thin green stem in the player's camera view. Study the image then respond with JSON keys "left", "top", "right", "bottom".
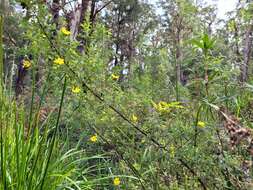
{"left": 14, "top": 104, "right": 20, "bottom": 190}
{"left": 194, "top": 104, "right": 202, "bottom": 147}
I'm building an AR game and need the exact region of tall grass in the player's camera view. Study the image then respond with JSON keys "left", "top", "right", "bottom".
{"left": 0, "top": 18, "right": 104, "bottom": 189}
{"left": 0, "top": 81, "right": 77, "bottom": 190}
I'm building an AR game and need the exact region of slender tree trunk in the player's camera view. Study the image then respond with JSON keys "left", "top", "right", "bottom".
{"left": 0, "top": 0, "right": 7, "bottom": 86}
{"left": 52, "top": 0, "right": 60, "bottom": 29}
{"left": 0, "top": 15, "right": 3, "bottom": 87}
{"left": 89, "top": 0, "right": 96, "bottom": 26}
{"left": 79, "top": 0, "right": 91, "bottom": 31}
{"left": 175, "top": 29, "right": 186, "bottom": 85}
{"left": 175, "top": 31, "right": 181, "bottom": 83}
{"left": 67, "top": 0, "right": 91, "bottom": 40}
{"left": 234, "top": 23, "right": 240, "bottom": 59}
{"left": 240, "top": 24, "right": 253, "bottom": 82}
{"left": 174, "top": 27, "right": 182, "bottom": 100}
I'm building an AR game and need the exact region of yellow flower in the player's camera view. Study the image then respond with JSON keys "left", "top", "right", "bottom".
{"left": 60, "top": 27, "right": 71, "bottom": 35}
{"left": 152, "top": 101, "right": 184, "bottom": 113}
{"left": 197, "top": 121, "right": 205, "bottom": 128}
{"left": 153, "top": 101, "right": 168, "bottom": 112}
{"left": 72, "top": 86, "right": 81, "bottom": 93}
{"left": 167, "top": 101, "right": 184, "bottom": 109}
{"left": 113, "top": 177, "right": 120, "bottom": 186}
{"left": 23, "top": 60, "right": 31, "bottom": 69}
{"left": 90, "top": 134, "right": 98, "bottom": 142}
{"left": 131, "top": 114, "right": 138, "bottom": 123}
{"left": 159, "top": 101, "right": 168, "bottom": 107}
{"left": 111, "top": 74, "right": 119, "bottom": 80}
{"left": 53, "top": 57, "right": 64, "bottom": 65}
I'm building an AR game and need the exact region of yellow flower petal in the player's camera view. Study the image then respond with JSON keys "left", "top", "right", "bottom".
{"left": 113, "top": 177, "right": 120, "bottom": 186}
{"left": 111, "top": 74, "right": 119, "bottom": 80}
{"left": 131, "top": 114, "right": 138, "bottom": 123}
{"left": 153, "top": 100, "right": 184, "bottom": 113}
{"left": 60, "top": 27, "right": 71, "bottom": 35}
{"left": 167, "top": 101, "right": 184, "bottom": 109}
{"left": 72, "top": 86, "right": 81, "bottom": 93}
{"left": 23, "top": 60, "right": 31, "bottom": 69}
{"left": 197, "top": 121, "right": 205, "bottom": 128}
{"left": 159, "top": 101, "right": 168, "bottom": 107}
{"left": 90, "top": 134, "right": 97, "bottom": 142}
{"left": 53, "top": 57, "right": 64, "bottom": 65}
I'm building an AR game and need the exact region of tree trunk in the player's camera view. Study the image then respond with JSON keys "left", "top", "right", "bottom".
{"left": 0, "top": 0, "right": 9, "bottom": 15}
{"left": 240, "top": 24, "right": 253, "bottom": 82}
{"left": 175, "top": 28, "right": 185, "bottom": 85}
{"left": 79, "top": 0, "right": 91, "bottom": 31}
{"left": 68, "top": 0, "right": 91, "bottom": 40}
{"left": 234, "top": 23, "right": 240, "bottom": 59}
{"left": 52, "top": 0, "right": 60, "bottom": 29}
{"left": 89, "top": 0, "right": 96, "bottom": 26}
{"left": 0, "top": 15, "right": 3, "bottom": 87}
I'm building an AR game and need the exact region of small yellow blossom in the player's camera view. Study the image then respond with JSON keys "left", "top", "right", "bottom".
{"left": 72, "top": 86, "right": 81, "bottom": 93}
{"left": 153, "top": 101, "right": 168, "bottom": 112}
{"left": 90, "top": 134, "right": 98, "bottom": 142}
{"left": 113, "top": 177, "right": 121, "bottom": 186}
{"left": 23, "top": 60, "right": 31, "bottom": 69}
{"left": 60, "top": 27, "right": 71, "bottom": 35}
{"left": 197, "top": 121, "right": 205, "bottom": 128}
{"left": 53, "top": 57, "right": 64, "bottom": 65}
{"left": 131, "top": 114, "right": 138, "bottom": 123}
{"left": 111, "top": 74, "right": 119, "bottom": 80}
{"left": 152, "top": 101, "right": 184, "bottom": 113}
{"left": 167, "top": 101, "right": 184, "bottom": 109}
{"left": 159, "top": 101, "right": 167, "bottom": 107}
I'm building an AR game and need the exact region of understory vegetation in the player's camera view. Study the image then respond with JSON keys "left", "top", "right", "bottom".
{"left": 1, "top": 0, "right": 253, "bottom": 189}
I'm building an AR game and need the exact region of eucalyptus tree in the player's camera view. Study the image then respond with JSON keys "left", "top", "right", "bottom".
{"left": 159, "top": 0, "right": 199, "bottom": 85}
{"left": 103, "top": 0, "right": 156, "bottom": 82}
{"left": 221, "top": 1, "right": 253, "bottom": 82}
{"left": 239, "top": 1, "right": 253, "bottom": 82}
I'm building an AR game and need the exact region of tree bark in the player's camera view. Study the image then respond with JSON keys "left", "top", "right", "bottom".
{"left": 68, "top": 0, "right": 91, "bottom": 40}
{"left": 79, "top": 0, "right": 91, "bottom": 30}
{"left": 234, "top": 23, "right": 240, "bottom": 59}
{"left": 240, "top": 24, "right": 253, "bottom": 82}
{"left": 52, "top": 0, "right": 60, "bottom": 28}
{"left": 175, "top": 26, "right": 185, "bottom": 85}
{"left": 0, "top": 0, "right": 9, "bottom": 15}
{"left": 0, "top": 15, "right": 3, "bottom": 87}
